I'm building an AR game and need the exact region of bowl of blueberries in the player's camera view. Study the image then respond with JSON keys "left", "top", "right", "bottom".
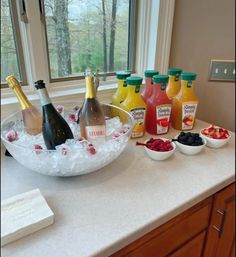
{"left": 174, "top": 132, "right": 206, "bottom": 155}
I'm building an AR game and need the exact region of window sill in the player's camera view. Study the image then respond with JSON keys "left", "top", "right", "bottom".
{"left": 1, "top": 82, "right": 117, "bottom": 119}
{"left": 1, "top": 83, "right": 117, "bottom": 105}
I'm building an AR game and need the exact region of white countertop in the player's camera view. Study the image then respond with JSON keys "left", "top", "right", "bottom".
{"left": 1, "top": 120, "right": 235, "bottom": 257}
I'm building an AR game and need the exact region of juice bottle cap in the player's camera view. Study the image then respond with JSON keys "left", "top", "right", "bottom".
{"left": 153, "top": 75, "right": 169, "bottom": 83}
{"left": 126, "top": 76, "right": 143, "bottom": 86}
{"left": 116, "top": 71, "right": 131, "bottom": 79}
{"left": 168, "top": 68, "right": 182, "bottom": 76}
{"left": 181, "top": 72, "right": 197, "bottom": 81}
{"left": 144, "top": 70, "right": 159, "bottom": 78}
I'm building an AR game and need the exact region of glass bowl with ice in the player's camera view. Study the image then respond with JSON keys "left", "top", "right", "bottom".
{"left": 1, "top": 102, "right": 134, "bottom": 176}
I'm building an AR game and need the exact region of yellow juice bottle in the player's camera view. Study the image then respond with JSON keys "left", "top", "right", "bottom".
{"left": 112, "top": 71, "right": 131, "bottom": 116}
{"left": 171, "top": 72, "right": 199, "bottom": 130}
{"left": 112, "top": 71, "right": 131, "bottom": 106}
{"left": 120, "top": 76, "right": 146, "bottom": 138}
{"left": 166, "top": 68, "right": 182, "bottom": 99}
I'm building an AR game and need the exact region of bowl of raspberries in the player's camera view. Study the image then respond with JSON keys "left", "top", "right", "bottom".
{"left": 174, "top": 132, "right": 206, "bottom": 155}
{"left": 200, "top": 125, "right": 231, "bottom": 148}
{"left": 137, "top": 138, "right": 176, "bottom": 161}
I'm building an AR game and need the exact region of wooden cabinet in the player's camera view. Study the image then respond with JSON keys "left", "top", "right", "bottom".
{"left": 168, "top": 231, "right": 206, "bottom": 257}
{"left": 203, "top": 183, "right": 235, "bottom": 257}
{"left": 110, "top": 183, "right": 235, "bottom": 257}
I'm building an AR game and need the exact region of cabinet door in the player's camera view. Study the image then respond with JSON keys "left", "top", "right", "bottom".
{"left": 111, "top": 198, "right": 212, "bottom": 257}
{"left": 203, "top": 183, "right": 235, "bottom": 257}
{"left": 168, "top": 231, "right": 206, "bottom": 257}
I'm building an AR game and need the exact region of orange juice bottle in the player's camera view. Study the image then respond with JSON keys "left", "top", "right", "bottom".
{"left": 171, "top": 72, "right": 198, "bottom": 130}
{"left": 120, "top": 76, "right": 146, "bottom": 138}
{"left": 141, "top": 70, "right": 159, "bottom": 103}
{"left": 112, "top": 71, "right": 131, "bottom": 107}
{"left": 166, "top": 68, "right": 182, "bottom": 99}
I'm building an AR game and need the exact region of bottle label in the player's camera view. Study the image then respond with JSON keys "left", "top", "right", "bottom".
{"left": 182, "top": 102, "right": 198, "bottom": 130}
{"left": 86, "top": 125, "right": 106, "bottom": 143}
{"left": 130, "top": 107, "right": 146, "bottom": 138}
{"left": 38, "top": 89, "right": 51, "bottom": 106}
{"left": 123, "top": 80, "right": 127, "bottom": 87}
{"left": 156, "top": 104, "right": 172, "bottom": 134}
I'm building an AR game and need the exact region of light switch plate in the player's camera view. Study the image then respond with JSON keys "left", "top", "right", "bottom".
{"left": 209, "top": 60, "right": 235, "bottom": 82}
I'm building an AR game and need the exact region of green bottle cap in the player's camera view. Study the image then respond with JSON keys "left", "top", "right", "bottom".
{"left": 116, "top": 71, "right": 131, "bottom": 80}
{"left": 153, "top": 75, "right": 169, "bottom": 83}
{"left": 181, "top": 72, "right": 197, "bottom": 81}
{"left": 144, "top": 70, "right": 159, "bottom": 78}
{"left": 126, "top": 76, "right": 143, "bottom": 86}
{"left": 168, "top": 68, "right": 182, "bottom": 76}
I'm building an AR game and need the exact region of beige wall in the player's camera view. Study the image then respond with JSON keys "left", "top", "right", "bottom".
{"left": 169, "top": 0, "right": 235, "bottom": 131}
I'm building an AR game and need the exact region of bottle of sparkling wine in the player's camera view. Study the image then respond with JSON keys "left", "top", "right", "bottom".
{"left": 79, "top": 70, "right": 106, "bottom": 144}
{"left": 34, "top": 80, "right": 74, "bottom": 150}
{"left": 77, "top": 69, "right": 100, "bottom": 124}
{"left": 6, "top": 75, "right": 42, "bottom": 135}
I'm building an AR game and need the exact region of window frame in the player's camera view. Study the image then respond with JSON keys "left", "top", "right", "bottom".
{"left": 1, "top": 0, "right": 28, "bottom": 88}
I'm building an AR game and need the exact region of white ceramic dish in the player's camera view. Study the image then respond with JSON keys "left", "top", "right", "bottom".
{"left": 144, "top": 138, "right": 176, "bottom": 161}
{"left": 200, "top": 129, "right": 231, "bottom": 148}
{"left": 174, "top": 135, "right": 206, "bottom": 155}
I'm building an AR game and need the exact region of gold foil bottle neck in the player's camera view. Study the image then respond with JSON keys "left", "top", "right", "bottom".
{"left": 6, "top": 75, "right": 20, "bottom": 89}
{"left": 6, "top": 75, "right": 32, "bottom": 110}
{"left": 85, "top": 75, "right": 96, "bottom": 99}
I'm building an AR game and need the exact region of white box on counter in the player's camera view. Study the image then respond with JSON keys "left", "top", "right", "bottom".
{"left": 1, "top": 188, "right": 54, "bottom": 246}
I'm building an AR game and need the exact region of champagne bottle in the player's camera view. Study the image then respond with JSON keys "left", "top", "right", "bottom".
{"left": 34, "top": 80, "right": 74, "bottom": 150}
{"left": 6, "top": 75, "right": 42, "bottom": 136}
{"left": 79, "top": 70, "right": 106, "bottom": 144}
{"left": 77, "top": 69, "right": 100, "bottom": 123}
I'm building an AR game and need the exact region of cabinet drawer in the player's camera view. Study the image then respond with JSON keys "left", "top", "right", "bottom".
{"left": 111, "top": 198, "right": 212, "bottom": 257}
{"left": 168, "top": 231, "right": 206, "bottom": 257}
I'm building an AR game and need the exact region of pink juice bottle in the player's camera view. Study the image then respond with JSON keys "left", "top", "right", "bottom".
{"left": 141, "top": 70, "right": 159, "bottom": 103}
{"left": 145, "top": 75, "right": 172, "bottom": 135}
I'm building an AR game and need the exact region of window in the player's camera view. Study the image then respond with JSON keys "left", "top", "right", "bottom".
{"left": 1, "top": 0, "right": 27, "bottom": 86}
{"left": 1, "top": 0, "right": 175, "bottom": 92}
{"left": 43, "top": 0, "right": 135, "bottom": 81}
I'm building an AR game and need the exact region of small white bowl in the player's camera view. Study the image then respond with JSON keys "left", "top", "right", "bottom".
{"left": 144, "top": 138, "right": 176, "bottom": 161}
{"left": 174, "top": 136, "right": 206, "bottom": 155}
{"left": 200, "top": 130, "right": 231, "bottom": 149}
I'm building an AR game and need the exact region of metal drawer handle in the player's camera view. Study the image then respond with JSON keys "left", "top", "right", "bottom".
{"left": 213, "top": 225, "right": 221, "bottom": 232}
{"left": 213, "top": 209, "right": 227, "bottom": 238}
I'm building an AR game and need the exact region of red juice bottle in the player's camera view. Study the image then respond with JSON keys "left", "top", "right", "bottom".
{"left": 145, "top": 75, "right": 172, "bottom": 135}
{"left": 141, "top": 70, "right": 159, "bottom": 103}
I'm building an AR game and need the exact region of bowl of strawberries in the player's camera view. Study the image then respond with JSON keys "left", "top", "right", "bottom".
{"left": 200, "top": 124, "right": 231, "bottom": 148}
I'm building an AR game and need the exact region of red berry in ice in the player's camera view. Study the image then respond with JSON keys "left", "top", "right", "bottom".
{"left": 112, "top": 132, "right": 121, "bottom": 138}
{"left": 56, "top": 105, "right": 64, "bottom": 114}
{"left": 6, "top": 130, "right": 18, "bottom": 142}
{"left": 34, "top": 144, "right": 43, "bottom": 154}
{"left": 68, "top": 113, "right": 76, "bottom": 122}
{"left": 87, "top": 144, "right": 96, "bottom": 155}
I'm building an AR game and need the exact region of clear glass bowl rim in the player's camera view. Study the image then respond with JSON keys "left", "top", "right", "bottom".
{"left": 1, "top": 102, "right": 134, "bottom": 153}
